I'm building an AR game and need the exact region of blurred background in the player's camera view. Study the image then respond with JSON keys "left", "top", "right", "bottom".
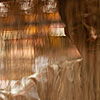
{"left": 0, "top": 0, "right": 65, "bottom": 38}
{"left": 0, "top": 0, "right": 80, "bottom": 97}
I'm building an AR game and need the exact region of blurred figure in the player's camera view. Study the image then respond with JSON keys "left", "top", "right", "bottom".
{"left": 58, "top": 0, "right": 100, "bottom": 100}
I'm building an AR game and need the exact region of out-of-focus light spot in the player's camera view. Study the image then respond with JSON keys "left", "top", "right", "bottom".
{"left": 42, "top": 1, "right": 57, "bottom": 13}
{"left": 0, "top": 3, "right": 9, "bottom": 17}
{"left": 50, "top": 27, "right": 65, "bottom": 36}
{"left": 0, "top": 3, "right": 4, "bottom": 7}
{"left": 20, "top": 2, "right": 32, "bottom": 10}
{"left": 50, "top": 24, "right": 65, "bottom": 36}
{"left": 20, "top": 1, "right": 34, "bottom": 15}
